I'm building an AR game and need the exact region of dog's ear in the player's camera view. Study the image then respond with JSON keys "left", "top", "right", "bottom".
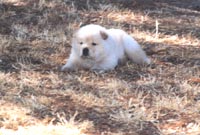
{"left": 100, "top": 31, "right": 108, "bottom": 40}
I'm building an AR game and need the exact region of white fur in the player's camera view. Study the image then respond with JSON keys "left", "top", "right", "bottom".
{"left": 62, "top": 24, "right": 150, "bottom": 71}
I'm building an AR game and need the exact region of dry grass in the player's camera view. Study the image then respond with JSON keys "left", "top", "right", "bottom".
{"left": 0, "top": 0, "right": 200, "bottom": 135}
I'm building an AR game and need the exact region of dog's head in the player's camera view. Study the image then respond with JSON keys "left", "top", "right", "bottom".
{"left": 72, "top": 24, "right": 109, "bottom": 60}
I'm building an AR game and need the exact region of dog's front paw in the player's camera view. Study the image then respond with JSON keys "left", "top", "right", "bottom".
{"left": 61, "top": 64, "right": 75, "bottom": 72}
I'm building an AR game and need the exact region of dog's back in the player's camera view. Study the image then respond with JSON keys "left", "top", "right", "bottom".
{"left": 107, "top": 28, "right": 150, "bottom": 65}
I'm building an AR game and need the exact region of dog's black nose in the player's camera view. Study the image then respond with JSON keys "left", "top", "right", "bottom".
{"left": 83, "top": 48, "right": 89, "bottom": 56}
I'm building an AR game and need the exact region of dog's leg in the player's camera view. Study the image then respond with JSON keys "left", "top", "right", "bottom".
{"left": 123, "top": 35, "right": 150, "bottom": 65}
{"left": 61, "top": 53, "right": 79, "bottom": 71}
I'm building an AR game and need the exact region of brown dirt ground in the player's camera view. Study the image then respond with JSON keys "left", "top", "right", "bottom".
{"left": 0, "top": 0, "right": 200, "bottom": 135}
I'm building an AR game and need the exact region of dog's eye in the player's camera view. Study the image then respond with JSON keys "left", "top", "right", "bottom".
{"left": 80, "top": 42, "right": 83, "bottom": 45}
{"left": 92, "top": 42, "right": 97, "bottom": 46}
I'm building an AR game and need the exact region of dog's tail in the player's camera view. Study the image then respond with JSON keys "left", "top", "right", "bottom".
{"left": 123, "top": 35, "right": 151, "bottom": 65}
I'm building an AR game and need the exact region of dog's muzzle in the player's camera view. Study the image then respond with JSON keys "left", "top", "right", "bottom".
{"left": 82, "top": 48, "right": 89, "bottom": 57}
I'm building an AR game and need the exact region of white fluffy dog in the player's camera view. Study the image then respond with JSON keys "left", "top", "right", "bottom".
{"left": 62, "top": 24, "right": 150, "bottom": 71}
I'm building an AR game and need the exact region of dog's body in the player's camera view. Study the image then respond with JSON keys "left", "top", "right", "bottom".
{"left": 62, "top": 24, "right": 150, "bottom": 71}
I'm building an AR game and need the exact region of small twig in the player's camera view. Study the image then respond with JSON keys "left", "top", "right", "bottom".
{"left": 155, "top": 19, "right": 159, "bottom": 39}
